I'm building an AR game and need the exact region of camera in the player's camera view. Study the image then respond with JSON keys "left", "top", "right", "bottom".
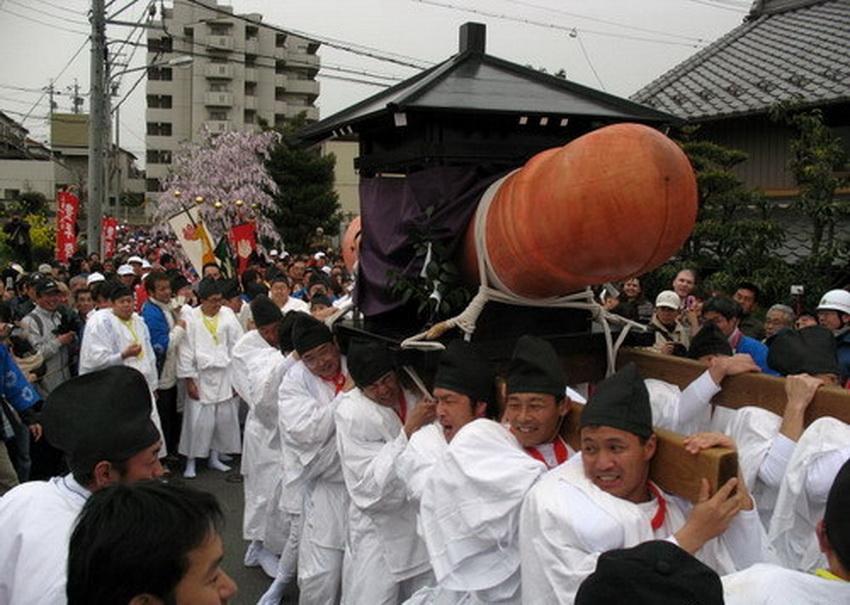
{"left": 790, "top": 285, "right": 804, "bottom": 295}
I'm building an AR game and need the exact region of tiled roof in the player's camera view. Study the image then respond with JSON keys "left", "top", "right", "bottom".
{"left": 631, "top": 0, "right": 850, "bottom": 121}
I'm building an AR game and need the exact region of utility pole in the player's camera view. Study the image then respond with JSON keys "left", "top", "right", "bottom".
{"left": 87, "top": 0, "right": 106, "bottom": 255}
{"left": 68, "top": 79, "right": 84, "bottom": 114}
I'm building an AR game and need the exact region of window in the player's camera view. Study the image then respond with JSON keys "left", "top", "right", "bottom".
{"left": 210, "top": 56, "right": 227, "bottom": 64}
{"left": 275, "top": 60, "right": 286, "bottom": 74}
{"left": 244, "top": 82, "right": 257, "bottom": 96}
{"left": 275, "top": 33, "right": 287, "bottom": 48}
{"left": 3, "top": 189, "right": 20, "bottom": 200}
{"left": 146, "top": 150, "right": 172, "bottom": 165}
{"left": 208, "top": 23, "right": 232, "bottom": 35}
{"left": 244, "top": 110, "right": 255, "bottom": 124}
{"left": 245, "top": 54, "right": 257, "bottom": 68}
{"left": 208, "top": 109, "right": 228, "bottom": 121}
{"left": 209, "top": 82, "right": 229, "bottom": 92}
{"left": 146, "top": 178, "right": 160, "bottom": 192}
{"left": 275, "top": 87, "right": 285, "bottom": 101}
{"left": 147, "top": 37, "right": 173, "bottom": 53}
{"left": 146, "top": 122, "right": 172, "bottom": 136}
{"left": 147, "top": 67, "right": 173, "bottom": 81}
{"left": 246, "top": 25, "right": 258, "bottom": 39}
{"left": 146, "top": 95, "right": 173, "bottom": 108}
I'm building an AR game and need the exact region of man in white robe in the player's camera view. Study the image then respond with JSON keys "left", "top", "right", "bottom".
{"left": 395, "top": 340, "right": 496, "bottom": 506}
{"left": 177, "top": 278, "right": 244, "bottom": 478}
{"left": 270, "top": 273, "right": 309, "bottom": 314}
{"left": 0, "top": 367, "right": 164, "bottom": 605}
{"left": 767, "top": 415, "right": 850, "bottom": 572}
{"left": 231, "top": 295, "right": 286, "bottom": 577}
{"left": 335, "top": 339, "right": 437, "bottom": 604}
{"left": 276, "top": 314, "right": 349, "bottom": 604}
{"left": 520, "top": 363, "right": 765, "bottom": 605}
{"left": 723, "top": 458, "right": 850, "bottom": 604}
{"left": 78, "top": 282, "right": 165, "bottom": 452}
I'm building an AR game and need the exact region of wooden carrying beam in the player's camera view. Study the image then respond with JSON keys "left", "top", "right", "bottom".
{"left": 617, "top": 348, "right": 850, "bottom": 427}
{"left": 562, "top": 403, "right": 737, "bottom": 504}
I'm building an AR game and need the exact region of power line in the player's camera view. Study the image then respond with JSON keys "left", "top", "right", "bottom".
{"left": 0, "top": 95, "right": 50, "bottom": 108}
{"left": 0, "top": 84, "right": 45, "bottom": 94}
{"left": 21, "top": 36, "right": 90, "bottom": 123}
{"left": 574, "top": 32, "right": 605, "bottom": 91}
{"left": 178, "top": 0, "right": 433, "bottom": 70}
{"left": 498, "top": 0, "right": 709, "bottom": 43}
{"left": 680, "top": 0, "right": 750, "bottom": 12}
{"left": 30, "top": 0, "right": 90, "bottom": 17}
{"left": 0, "top": 6, "right": 90, "bottom": 35}
{"left": 412, "top": 0, "right": 705, "bottom": 48}
{"left": 5, "top": 0, "right": 89, "bottom": 26}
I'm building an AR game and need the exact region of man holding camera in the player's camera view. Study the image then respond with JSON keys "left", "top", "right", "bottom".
{"left": 20, "top": 278, "right": 74, "bottom": 397}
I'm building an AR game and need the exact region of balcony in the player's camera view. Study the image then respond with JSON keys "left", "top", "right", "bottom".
{"left": 204, "top": 92, "right": 233, "bottom": 107}
{"left": 244, "top": 67, "right": 258, "bottom": 82}
{"left": 287, "top": 52, "right": 320, "bottom": 72}
{"left": 205, "top": 63, "right": 234, "bottom": 79}
{"left": 245, "top": 38, "right": 258, "bottom": 55}
{"left": 204, "top": 120, "right": 231, "bottom": 133}
{"left": 204, "top": 35, "right": 234, "bottom": 51}
{"left": 285, "top": 79, "right": 320, "bottom": 98}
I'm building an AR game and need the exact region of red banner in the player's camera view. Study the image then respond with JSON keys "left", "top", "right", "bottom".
{"left": 101, "top": 216, "right": 118, "bottom": 259}
{"left": 55, "top": 190, "right": 79, "bottom": 262}
{"left": 229, "top": 222, "right": 257, "bottom": 275}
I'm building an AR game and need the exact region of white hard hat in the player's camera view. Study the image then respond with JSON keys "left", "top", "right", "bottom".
{"left": 817, "top": 289, "right": 850, "bottom": 315}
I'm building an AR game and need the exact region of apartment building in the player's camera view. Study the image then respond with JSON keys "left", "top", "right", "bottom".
{"left": 145, "top": 0, "right": 321, "bottom": 195}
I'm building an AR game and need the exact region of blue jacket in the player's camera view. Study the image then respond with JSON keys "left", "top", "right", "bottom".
{"left": 736, "top": 334, "right": 779, "bottom": 376}
{"left": 141, "top": 301, "right": 169, "bottom": 374}
{"left": 1, "top": 344, "right": 40, "bottom": 412}
{"left": 835, "top": 329, "right": 850, "bottom": 384}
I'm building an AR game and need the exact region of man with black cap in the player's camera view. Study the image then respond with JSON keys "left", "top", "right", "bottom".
{"left": 520, "top": 363, "right": 765, "bottom": 604}
{"left": 20, "top": 277, "right": 75, "bottom": 395}
{"left": 504, "top": 335, "right": 576, "bottom": 468}
{"left": 177, "top": 277, "right": 244, "bottom": 478}
{"left": 395, "top": 339, "right": 497, "bottom": 504}
{"left": 333, "top": 339, "right": 436, "bottom": 604}
{"left": 724, "top": 458, "right": 850, "bottom": 603}
{"left": 231, "top": 295, "right": 288, "bottom": 577}
{"left": 277, "top": 313, "right": 349, "bottom": 604}
{"left": 269, "top": 273, "right": 308, "bottom": 314}
{"left": 0, "top": 367, "right": 164, "bottom": 605}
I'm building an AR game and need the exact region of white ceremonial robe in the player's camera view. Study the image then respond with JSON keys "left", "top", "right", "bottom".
{"left": 335, "top": 388, "right": 433, "bottom": 605}
{"left": 722, "top": 563, "right": 850, "bottom": 605}
{"left": 396, "top": 422, "right": 448, "bottom": 504}
{"left": 232, "top": 330, "right": 289, "bottom": 542}
{"left": 176, "top": 306, "right": 243, "bottom": 458}
{"left": 0, "top": 474, "right": 89, "bottom": 605}
{"left": 77, "top": 310, "right": 165, "bottom": 452}
{"left": 519, "top": 455, "right": 766, "bottom": 605}
{"left": 278, "top": 358, "right": 349, "bottom": 605}
{"left": 417, "top": 420, "right": 547, "bottom": 605}
{"left": 768, "top": 416, "right": 850, "bottom": 572}
{"left": 281, "top": 296, "right": 310, "bottom": 314}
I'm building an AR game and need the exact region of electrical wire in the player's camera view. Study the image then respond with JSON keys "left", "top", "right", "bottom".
{"left": 574, "top": 32, "right": 605, "bottom": 91}
{"left": 5, "top": 0, "right": 89, "bottom": 26}
{"left": 0, "top": 6, "right": 90, "bottom": 35}
{"left": 412, "top": 0, "right": 705, "bottom": 48}
{"left": 29, "top": 0, "right": 89, "bottom": 16}
{"left": 178, "top": 0, "right": 433, "bottom": 69}
{"left": 20, "top": 36, "right": 90, "bottom": 123}
{"left": 680, "top": 0, "right": 750, "bottom": 12}
{"left": 497, "top": 0, "right": 709, "bottom": 43}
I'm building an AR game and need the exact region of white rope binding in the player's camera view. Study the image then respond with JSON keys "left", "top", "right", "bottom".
{"left": 400, "top": 171, "right": 646, "bottom": 376}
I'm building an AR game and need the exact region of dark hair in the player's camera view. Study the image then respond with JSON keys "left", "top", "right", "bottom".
{"left": 70, "top": 457, "right": 129, "bottom": 488}
{"left": 201, "top": 262, "right": 220, "bottom": 276}
{"left": 702, "top": 296, "right": 741, "bottom": 321}
{"left": 67, "top": 481, "right": 224, "bottom": 605}
{"left": 736, "top": 281, "right": 760, "bottom": 303}
{"left": 241, "top": 268, "right": 259, "bottom": 292}
{"left": 144, "top": 270, "right": 170, "bottom": 294}
{"left": 73, "top": 287, "right": 91, "bottom": 302}
{"left": 159, "top": 253, "right": 175, "bottom": 265}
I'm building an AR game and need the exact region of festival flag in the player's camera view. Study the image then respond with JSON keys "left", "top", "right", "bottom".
{"left": 229, "top": 222, "right": 257, "bottom": 275}
{"left": 213, "top": 236, "right": 234, "bottom": 278}
{"left": 167, "top": 206, "right": 216, "bottom": 276}
{"left": 55, "top": 189, "right": 80, "bottom": 262}
{"left": 101, "top": 216, "right": 119, "bottom": 259}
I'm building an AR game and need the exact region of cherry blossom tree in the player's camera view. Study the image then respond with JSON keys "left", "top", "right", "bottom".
{"left": 153, "top": 127, "right": 282, "bottom": 247}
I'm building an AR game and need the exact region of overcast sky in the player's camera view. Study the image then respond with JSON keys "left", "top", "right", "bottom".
{"left": 0, "top": 0, "right": 753, "bottom": 165}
